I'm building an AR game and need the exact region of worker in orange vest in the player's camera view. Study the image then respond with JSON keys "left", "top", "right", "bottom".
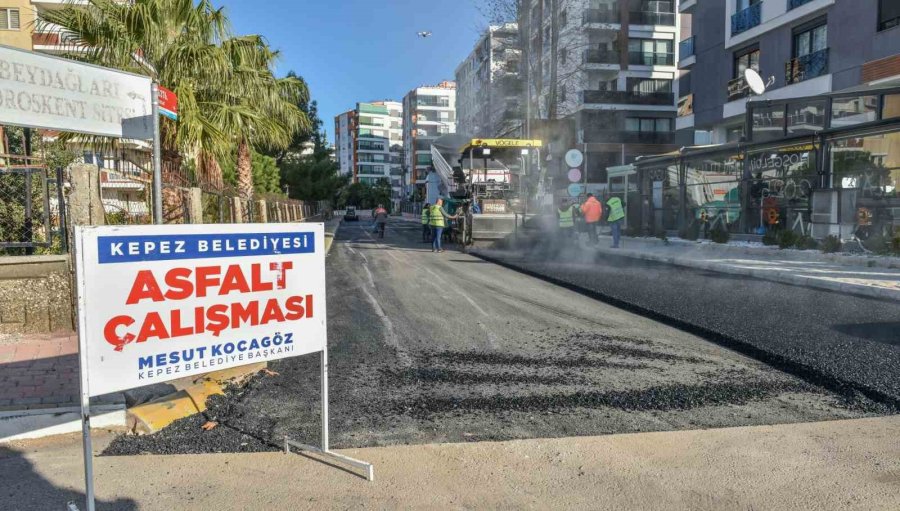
{"left": 580, "top": 193, "right": 603, "bottom": 244}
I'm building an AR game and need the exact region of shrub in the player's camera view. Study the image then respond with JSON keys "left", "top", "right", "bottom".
{"left": 776, "top": 230, "right": 798, "bottom": 249}
{"left": 625, "top": 225, "right": 641, "bottom": 237}
{"left": 794, "top": 235, "right": 818, "bottom": 250}
{"left": 891, "top": 235, "right": 900, "bottom": 256}
{"left": 710, "top": 227, "right": 730, "bottom": 244}
{"left": 821, "top": 235, "right": 842, "bottom": 254}
{"left": 762, "top": 230, "right": 778, "bottom": 246}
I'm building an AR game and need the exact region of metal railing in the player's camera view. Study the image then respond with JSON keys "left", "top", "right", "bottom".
{"left": 628, "top": 51, "right": 674, "bottom": 66}
{"left": 629, "top": 10, "right": 676, "bottom": 26}
{"left": 727, "top": 76, "right": 751, "bottom": 101}
{"left": 0, "top": 165, "right": 66, "bottom": 254}
{"left": 679, "top": 36, "right": 695, "bottom": 59}
{"left": 731, "top": 2, "right": 762, "bottom": 36}
{"left": 582, "top": 8, "right": 620, "bottom": 24}
{"left": 583, "top": 48, "right": 620, "bottom": 65}
{"left": 788, "top": 0, "right": 814, "bottom": 9}
{"left": 582, "top": 129, "right": 674, "bottom": 144}
{"left": 785, "top": 48, "right": 829, "bottom": 84}
{"left": 581, "top": 90, "right": 674, "bottom": 106}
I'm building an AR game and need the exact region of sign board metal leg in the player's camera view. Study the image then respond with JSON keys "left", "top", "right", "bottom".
{"left": 284, "top": 347, "right": 374, "bottom": 482}
{"left": 74, "top": 230, "right": 96, "bottom": 511}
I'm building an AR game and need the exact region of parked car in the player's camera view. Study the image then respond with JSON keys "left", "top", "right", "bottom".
{"left": 344, "top": 206, "right": 359, "bottom": 221}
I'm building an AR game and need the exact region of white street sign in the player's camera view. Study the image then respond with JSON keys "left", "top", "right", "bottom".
{"left": 74, "top": 223, "right": 327, "bottom": 396}
{"left": 0, "top": 44, "right": 152, "bottom": 137}
{"left": 565, "top": 149, "right": 584, "bottom": 168}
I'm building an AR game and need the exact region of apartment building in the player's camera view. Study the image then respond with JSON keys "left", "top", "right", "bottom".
{"left": 677, "top": 0, "right": 900, "bottom": 144}
{"left": 402, "top": 81, "right": 457, "bottom": 197}
{"left": 456, "top": 23, "right": 523, "bottom": 138}
{"left": 333, "top": 101, "right": 405, "bottom": 199}
{"left": 517, "top": 0, "right": 681, "bottom": 191}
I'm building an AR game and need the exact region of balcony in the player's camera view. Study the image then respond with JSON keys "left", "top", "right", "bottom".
{"left": 583, "top": 48, "right": 620, "bottom": 65}
{"left": 679, "top": 36, "right": 695, "bottom": 59}
{"left": 581, "top": 90, "right": 674, "bottom": 106}
{"left": 788, "top": 0, "right": 815, "bottom": 9}
{"left": 582, "top": 8, "right": 620, "bottom": 25}
{"left": 629, "top": 10, "right": 676, "bottom": 26}
{"left": 731, "top": 2, "right": 762, "bottom": 36}
{"left": 785, "top": 48, "right": 829, "bottom": 84}
{"left": 628, "top": 51, "right": 674, "bottom": 66}
{"left": 727, "top": 76, "right": 751, "bottom": 102}
{"left": 678, "top": 94, "right": 694, "bottom": 117}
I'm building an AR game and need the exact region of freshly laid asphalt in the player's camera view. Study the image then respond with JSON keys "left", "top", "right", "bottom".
{"left": 104, "top": 218, "right": 894, "bottom": 456}
{"left": 477, "top": 232, "right": 900, "bottom": 404}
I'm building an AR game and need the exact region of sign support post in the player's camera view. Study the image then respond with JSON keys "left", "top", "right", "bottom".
{"left": 151, "top": 81, "right": 163, "bottom": 225}
{"left": 74, "top": 233, "right": 96, "bottom": 511}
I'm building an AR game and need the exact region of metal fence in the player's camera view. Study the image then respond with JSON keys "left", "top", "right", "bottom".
{"left": 0, "top": 162, "right": 67, "bottom": 254}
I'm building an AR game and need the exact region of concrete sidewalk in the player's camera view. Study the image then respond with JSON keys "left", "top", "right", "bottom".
{"left": 2, "top": 415, "right": 898, "bottom": 510}
{"left": 577, "top": 234, "right": 900, "bottom": 301}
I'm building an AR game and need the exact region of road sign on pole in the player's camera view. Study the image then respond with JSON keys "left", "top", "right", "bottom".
{"left": 157, "top": 85, "right": 178, "bottom": 121}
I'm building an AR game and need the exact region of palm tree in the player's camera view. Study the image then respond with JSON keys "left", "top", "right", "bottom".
{"left": 38, "top": 0, "right": 298, "bottom": 195}
{"left": 210, "top": 37, "right": 309, "bottom": 198}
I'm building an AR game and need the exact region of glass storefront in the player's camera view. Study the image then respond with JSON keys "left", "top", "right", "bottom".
{"left": 829, "top": 130, "right": 899, "bottom": 239}
{"left": 745, "top": 142, "right": 819, "bottom": 233}
{"left": 683, "top": 151, "right": 744, "bottom": 233}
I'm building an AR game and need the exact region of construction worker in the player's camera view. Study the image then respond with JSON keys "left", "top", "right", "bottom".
{"left": 373, "top": 204, "right": 389, "bottom": 238}
{"left": 605, "top": 195, "right": 626, "bottom": 248}
{"left": 580, "top": 193, "right": 603, "bottom": 244}
{"left": 429, "top": 198, "right": 457, "bottom": 253}
{"left": 421, "top": 203, "right": 432, "bottom": 243}
{"left": 557, "top": 198, "right": 577, "bottom": 240}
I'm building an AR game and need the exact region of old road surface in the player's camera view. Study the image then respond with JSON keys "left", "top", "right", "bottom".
{"left": 105, "top": 217, "right": 895, "bottom": 455}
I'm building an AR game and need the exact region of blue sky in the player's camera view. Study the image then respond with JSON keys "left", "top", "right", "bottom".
{"left": 218, "top": 0, "right": 486, "bottom": 139}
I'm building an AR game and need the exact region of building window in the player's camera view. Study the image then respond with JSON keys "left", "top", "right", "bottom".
{"left": 736, "top": 0, "right": 762, "bottom": 10}
{"left": 560, "top": 48, "right": 567, "bottom": 65}
{"left": 628, "top": 38, "right": 674, "bottom": 66}
{"left": 733, "top": 47, "right": 760, "bottom": 79}
{"left": 507, "top": 59, "right": 519, "bottom": 73}
{"left": 793, "top": 22, "right": 827, "bottom": 59}
{"left": 625, "top": 118, "right": 672, "bottom": 133}
{"left": 878, "top": 0, "right": 900, "bottom": 31}
{"left": 560, "top": 9, "right": 568, "bottom": 27}
{"left": 0, "top": 8, "right": 20, "bottom": 30}
{"left": 626, "top": 78, "right": 672, "bottom": 94}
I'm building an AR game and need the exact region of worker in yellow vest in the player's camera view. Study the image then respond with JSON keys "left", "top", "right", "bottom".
{"left": 606, "top": 195, "right": 626, "bottom": 248}
{"left": 421, "top": 203, "right": 431, "bottom": 243}
{"left": 429, "top": 198, "right": 457, "bottom": 253}
{"left": 557, "top": 199, "right": 578, "bottom": 240}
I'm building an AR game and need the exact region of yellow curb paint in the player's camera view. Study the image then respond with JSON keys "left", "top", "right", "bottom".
{"left": 126, "top": 363, "right": 267, "bottom": 434}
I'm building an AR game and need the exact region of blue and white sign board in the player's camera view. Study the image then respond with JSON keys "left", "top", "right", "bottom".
{"left": 74, "top": 223, "right": 327, "bottom": 396}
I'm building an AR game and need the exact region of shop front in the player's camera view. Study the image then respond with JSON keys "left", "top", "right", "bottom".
{"left": 633, "top": 86, "right": 900, "bottom": 241}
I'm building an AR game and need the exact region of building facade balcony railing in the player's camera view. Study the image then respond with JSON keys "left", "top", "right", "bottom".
{"left": 785, "top": 48, "right": 829, "bottom": 84}
{"left": 583, "top": 48, "right": 620, "bottom": 65}
{"left": 582, "top": 7, "right": 620, "bottom": 25}
{"left": 583, "top": 129, "right": 674, "bottom": 144}
{"left": 629, "top": 10, "right": 676, "bottom": 26}
{"left": 679, "top": 36, "right": 695, "bottom": 59}
{"left": 582, "top": 90, "right": 674, "bottom": 106}
{"left": 628, "top": 51, "right": 674, "bottom": 66}
{"left": 727, "top": 76, "right": 751, "bottom": 102}
{"left": 731, "top": 2, "right": 762, "bottom": 36}
{"left": 788, "top": 0, "right": 815, "bottom": 9}
{"left": 416, "top": 98, "right": 450, "bottom": 108}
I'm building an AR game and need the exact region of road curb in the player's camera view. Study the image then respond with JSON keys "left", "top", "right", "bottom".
{"left": 0, "top": 403, "right": 126, "bottom": 443}
{"left": 593, "top": 245, "right": 900, "bottom": 302}
{"left": 125, "top": 363, "right": 267, "bottom": 435}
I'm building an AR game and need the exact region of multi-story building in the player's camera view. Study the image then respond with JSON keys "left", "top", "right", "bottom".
{"left": 402, "top": 81, "right": 457, "bottom": 197}
{"left": 517, "top": 0, "right": 681, "bottom": 192}
{"left": 333, "top": 101, "right": 404, "bottom": 200}
{"left": 456, "top": 23, "right": 523, "bottom": 138}
{"left": 677, "top": 0, "right": 900, "bottom": 144}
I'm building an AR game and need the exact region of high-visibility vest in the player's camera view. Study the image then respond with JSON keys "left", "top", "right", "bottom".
{"left": 429, "top": 205, "right": 445, "bottom": 227}
{"left": 558, "top": 206, "right": 575, "bottom": 228}
{"left": 421, "top": 208, "right": 430, "bottom": 225}
{"left": 607, "top": 197, "right": 625, "bottom": 222}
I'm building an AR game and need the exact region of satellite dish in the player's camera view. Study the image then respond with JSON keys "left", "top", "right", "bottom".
{"left": 745, "top": 69, "right": 766, "bottom": 95}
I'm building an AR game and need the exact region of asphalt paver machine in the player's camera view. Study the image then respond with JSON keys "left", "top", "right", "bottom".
{"left": 430, "top": 136, "right": 544, "bottom": 250}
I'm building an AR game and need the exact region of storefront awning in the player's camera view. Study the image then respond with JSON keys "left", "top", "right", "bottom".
{"left": 607, "top": 165, "right": 636, "bottom": 178}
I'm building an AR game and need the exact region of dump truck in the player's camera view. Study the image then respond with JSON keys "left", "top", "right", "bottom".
{"left": 429, "top": 135, "right": 545, "bottom": 250}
